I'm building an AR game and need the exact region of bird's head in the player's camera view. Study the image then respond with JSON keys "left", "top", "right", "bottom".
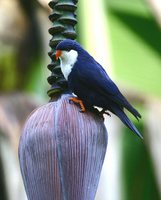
{"left": 55, "top": 39, "right": 81, "bottom": 60}
{"left": 55, "top": 39, "right": 82, "bottom": 80}
{"left": 55, "top": 39, "right": 92, "bottom": 80}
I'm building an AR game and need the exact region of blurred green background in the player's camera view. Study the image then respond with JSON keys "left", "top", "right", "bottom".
{"left": 0, "top": 0, "right": 161, "bottom": 200}
{"left": 107, "top": 0, "right": 161, "bottom": 97}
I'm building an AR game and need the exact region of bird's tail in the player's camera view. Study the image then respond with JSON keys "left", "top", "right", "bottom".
{"left": 112, "top": 107, "right": 143, "bottom": 139}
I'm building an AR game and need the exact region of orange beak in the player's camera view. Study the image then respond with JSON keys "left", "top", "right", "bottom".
{"left": 56, "top": 50, "right": 62, "bottom": 60}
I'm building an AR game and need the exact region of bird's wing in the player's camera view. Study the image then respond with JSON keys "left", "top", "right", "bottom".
{"left": 76, "top": 58, "right": 118, "bottom": 95}
{"left": 75, "top": 58, "right": 141, "bottom": 119}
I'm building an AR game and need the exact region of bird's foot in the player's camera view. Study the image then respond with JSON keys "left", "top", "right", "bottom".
{"left": 87, "top": 107, "right": 111, "bottom": 119}
{"left": 100, "top": 109, "right": 111, "bottom": 117}
{"left": 69, "top": 97, "right": 86, "bottom": 112}
{"left": 89, "top": 107, "right": 104, "bottom": 120}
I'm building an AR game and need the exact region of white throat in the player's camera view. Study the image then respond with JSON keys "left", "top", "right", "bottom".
{"left": 59, "top": 50, "right": 78, "bottom": 80}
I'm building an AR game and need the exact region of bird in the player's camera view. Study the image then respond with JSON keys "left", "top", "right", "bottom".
{"left": 55, "top": 39, "right": 143, "bottom": 139}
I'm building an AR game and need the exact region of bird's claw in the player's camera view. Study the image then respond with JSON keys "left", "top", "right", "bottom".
{"left": 104, "top": 111, "right": 111, "bottom": 117}
{"left": 69, "top": 99, "right": 73, "bottom": 104}
{"left": 99, "top": 109, "right": 111, "bottom": 117}
{"left": 79, "top": 109, "right": 85, "bottom": 113}
{"left": 69, "top": 97, "right": 86, "bottom": 112}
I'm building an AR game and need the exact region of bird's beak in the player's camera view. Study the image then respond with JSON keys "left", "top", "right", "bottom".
{"left": 56, "top": 50, "right": 62, "bottom": 60}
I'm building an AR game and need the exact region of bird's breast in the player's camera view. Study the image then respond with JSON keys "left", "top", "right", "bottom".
{"left": 60, "top": 62, "right": 73, "bottom": 80}
{"left": 60, "top": 49, "right": 78, "bottom": 80}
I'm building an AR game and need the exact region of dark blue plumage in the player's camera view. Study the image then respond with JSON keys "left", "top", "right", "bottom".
{"left": 56, "top": 39, "right": 143, "bottom": 138}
